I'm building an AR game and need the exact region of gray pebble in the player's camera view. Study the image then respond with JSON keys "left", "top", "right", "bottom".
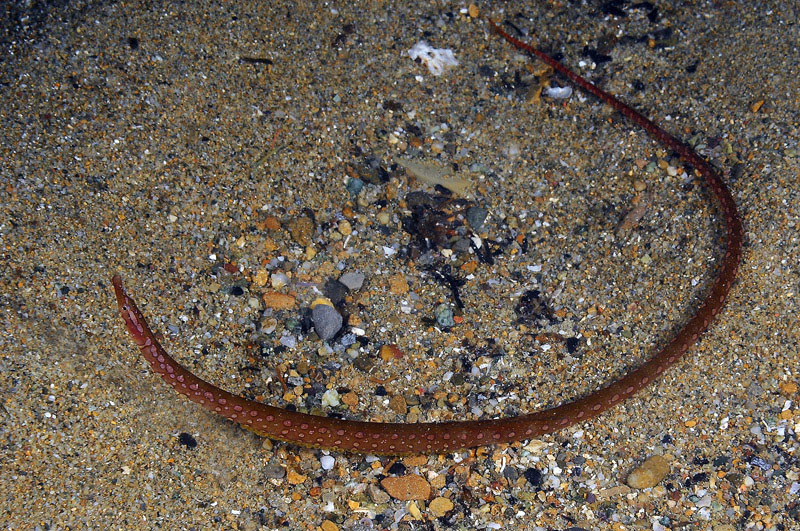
{"left": 287, "top": 376, "right": 304, "bottom": 387}
{"left": 435, "top": 303, "right": 455, "bottom": 327}
{"left": 452, "top": 237, "right": 471, "bottom": 253}
{"left": 339, "top": 271, "right": 365, "bottom": 290}
{"left": 279, "top": 333, "right": 297, "bottom": 348}
{"left": 340, "top": 333, "right": 357, "bottom": 347}
{"left": 264, "top": 464, "right": 286, "bottom": 479}
{"left": 466, "top": 205, "right": 488, "bottom": 230}
{"left": 312, "top": 304, "right": 343, "bottom": 340}
{"left": 368, "top": 483, "right": 390, "bottom": 504}
{"left": 503, "top": 466, "right": 519, "bottom": 482}
{"left": 346, "top": 177, "right": 364, "bottom": 196}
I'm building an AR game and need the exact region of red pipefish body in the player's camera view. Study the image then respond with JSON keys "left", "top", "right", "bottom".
{"left": 112, "top": 19, "right": 742, "bottom": 455}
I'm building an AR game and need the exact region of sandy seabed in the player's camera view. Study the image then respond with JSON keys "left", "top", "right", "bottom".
{"left": 1, "top": 1, "right": 799, "bottom": 529}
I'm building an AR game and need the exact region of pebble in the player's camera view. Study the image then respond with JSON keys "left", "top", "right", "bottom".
{"left": 389, "top": 394, "right": 407, "bottom": 414}
{"left": 286, "top": 470, "right": 307, "bottom": 485}
{"left": 598, "top": 485, "right": 631, "bottom": 500}
{"left": 503, "top": 466, "right": 519, "bottom": 482}
{"left": 320, "top": 520, "right": 338, "bottom": 531}
{"left": 253, "top": 269, "right": 270, "bottom": 287}
{"left": 178, "top": 432, "right": 197, "bottom": 448}
{"left": 296, "top": 360, "right": 310, "bottom": 374}
{"left": 434, "top": 303, "right": 455, "bottom": 327}
{"left": 341, "top": 391, "right": 358, "bottom": 409}
{"left": 264, "top": 464, "right": 286, "bottom": 479}
{"left": 264, "top": 215, "right": 281, "bottom": 231}
{"left": 337, "top": 219, "right": 352, "bottom": 236}
{"left": 279, "top": 333, "right": 297, "bottom": 348}
{"left": 312, "top": 304, "right": 343, "bottom": 340}
{"left": 262, "top": 292, "right": 297, "bottom": 310}
{"left": 323, "top": 279, "right": 349, "bottom": 306}
{"left": 466, "top": 205, "right": 488, "bottom": 230}
{"left": 388, "top": 273, "right": 409, "bottom": 294}
{"left": 311, "top": 297, "right": 334, "bottom": 308}
{"left": 320, "top": 389, "right": 340, "bottom": 407}
{"left": 403, "top": 455, "right": 427, "bottom": 467}
{"left": 380, "top": 474, "right": 431, "bottom": 501}
{"left": 428, "top": 496, "right": 454, "bottom": 516}
{"left": 353, "top": 155, "right": 389, "bottom": 184}
{"left": 346, "top": 177, "right": 364, "bottom": 196}
{"left": 626, "top": 455, "right": 670, "bottom": 489}
{"left": 287, "top": 215, "right": 315, "bottom": 246}
{"left": 320, "top": 455, "right": 335, "bottom": 471}
{"left": 339, "top": 271, "right": 365, "bottom": 290}
{"left": 379, "top": 344, "right": 404, "bottom": 361}
{"left": 270, "top": 272, "right": 289, "bottom": 288}
{"left": 452, "top": 237, "right": 471, "bottom": 253}
{"left": 408, "top": 501, "right": 422, "bottom": 519}
{"left": 229, "top": 285, "right": 244, "bottom": 296}
{"left": 523, "top": 468, "right": 543, "bottom": 487}
{"left": 368, "top": 484, "right": 390, "bottom": 504}
{"left": 263, "top": 236, "right": 278, "bottom": 252}
{"left": 353, "top": 356, "right": 375, "bottom": 372}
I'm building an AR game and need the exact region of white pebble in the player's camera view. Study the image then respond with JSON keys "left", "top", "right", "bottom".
{"left": 321, "top": 389, "right": 340, "bottom": 407}
{"left": 545, "top": 86, "right": 573, "bottom": 99}
{"left": 320, "top": 455, "right": 335, "bottom": 470}
{"left": 271, "top": 272, "right": 289, "bottom": 288}
{"left": 408, "top": 41, "right": 458, "bottom": 76}
{"left": 279, "top": 333, "right": 297, "bottom": 348}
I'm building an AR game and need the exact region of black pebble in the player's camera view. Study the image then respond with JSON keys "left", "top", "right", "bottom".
{"left": 565, "top": 337, "right": 580, "bottom": 354}
{"left": 323, "top": 279, "right": 349, "bottom": 306}
{"left": 523, "top": 467, "right": 543, "bottom": 487}
{"left": 478, "top": 65, "right": 496, "bottom": 78}
{"left": 388, "top": 462, "right": 406, "bottom": 475}
{"left": 600, "top": 2, "right": 627, "bottom": 17}
{"left": 230, "top": 285, "right": 244, "bottom": 296}
{"left": 713, "top": 455, "right": 730, "bottom": 467}
{"left": 178, "top": 432, "right": 197, "bottom": 448}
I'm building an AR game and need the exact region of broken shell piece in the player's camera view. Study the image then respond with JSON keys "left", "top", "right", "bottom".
{"left": 408, "top": 41, "right": 459, "bottom": 76}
